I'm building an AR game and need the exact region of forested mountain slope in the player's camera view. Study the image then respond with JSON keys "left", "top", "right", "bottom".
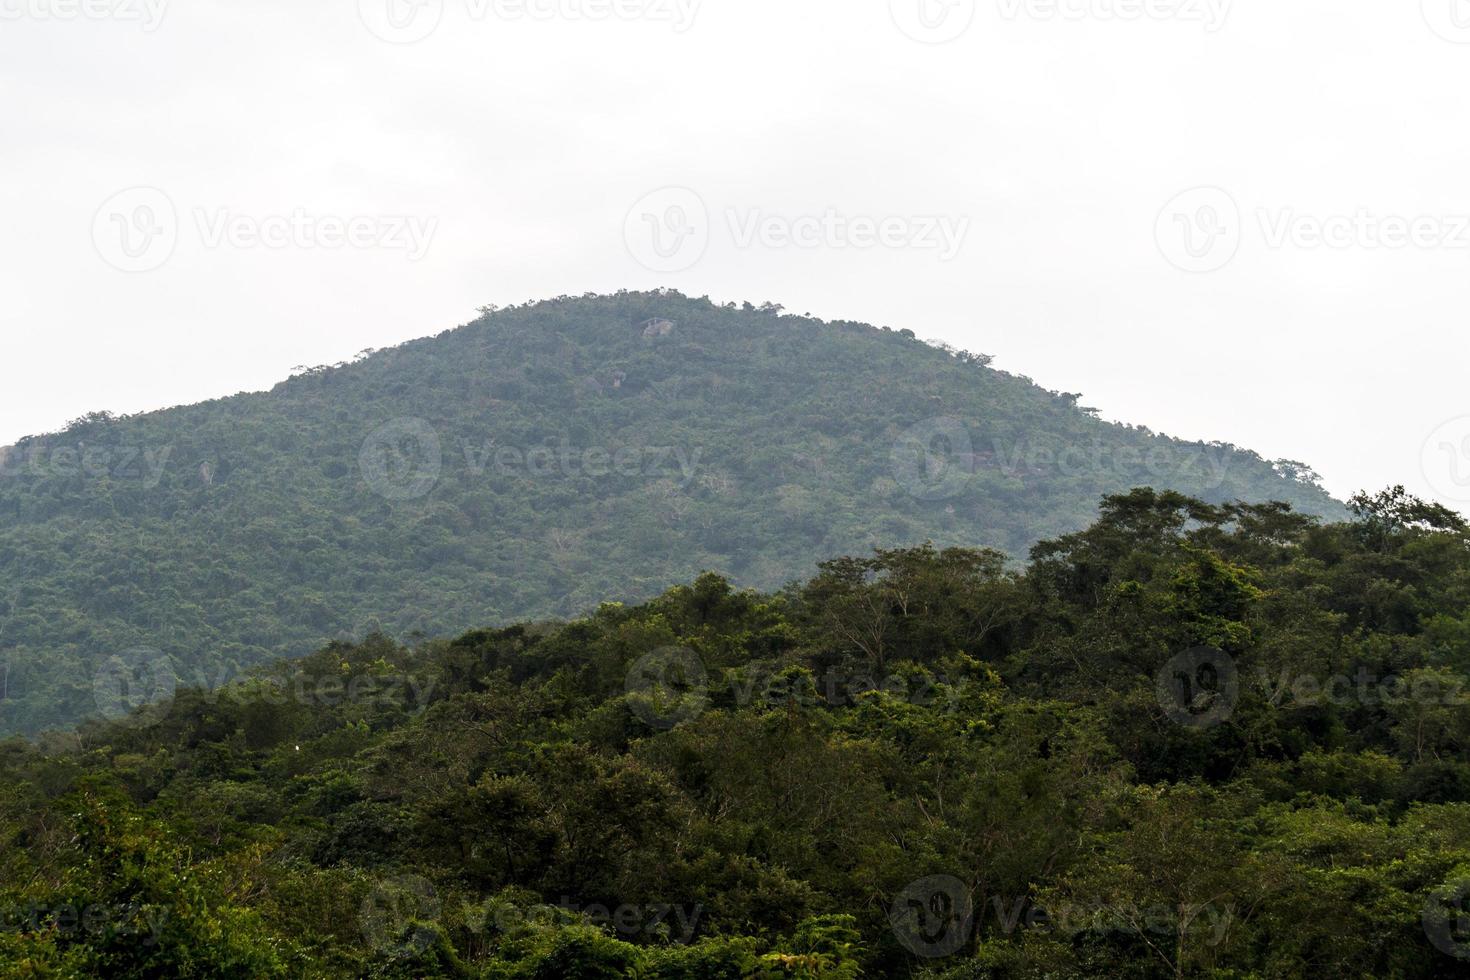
{"left": 0, "top": 292, "right": 1342, "bottom": 734}
{"left": 1, "top": 490, "right": 1466, "bottom": 977}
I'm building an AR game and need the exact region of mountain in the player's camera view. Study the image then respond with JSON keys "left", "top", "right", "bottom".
{"left": 2, "top": 490, "right": 1467, "bottom": 977}
{"left": 0, "top": 291, "right": 1343, "bottom": 735}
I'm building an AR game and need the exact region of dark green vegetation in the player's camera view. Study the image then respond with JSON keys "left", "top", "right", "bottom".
{"left": 2, "top": 488, "right": 1468, "bottom": 977}
{"left": 0, "top": 293, "right": 1341, "bottom": 735}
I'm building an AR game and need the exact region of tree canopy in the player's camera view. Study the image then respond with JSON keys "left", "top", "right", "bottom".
{"left": 2, "top": 489, "right": 1465, "bottom": 978}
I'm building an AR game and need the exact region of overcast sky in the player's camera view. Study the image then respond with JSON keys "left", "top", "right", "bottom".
{"left": 3, "top": 0, "right": 1469, "bottom": 512}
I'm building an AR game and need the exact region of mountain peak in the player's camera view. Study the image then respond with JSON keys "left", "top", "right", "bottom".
{"left": 0, "top": 293, "right": 1339, "bottom": 735}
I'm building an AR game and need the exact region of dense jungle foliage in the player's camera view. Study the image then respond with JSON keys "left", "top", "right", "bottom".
{"left": 2, "top": 488, "right": 1467, "bottom": 978}
{"left": 0, "top": 293, "right": 1341, "bottom": 735}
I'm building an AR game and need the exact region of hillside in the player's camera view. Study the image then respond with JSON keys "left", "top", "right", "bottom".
{"left": 0, "top": 292, "right": 1343, "bottom": 734}
{"left": 1, "top": 490, "right": 1467, "bottom": 977}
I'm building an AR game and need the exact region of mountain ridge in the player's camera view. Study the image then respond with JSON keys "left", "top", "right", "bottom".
{"left": 0, "top": 290, "right": 1343, "bottom": 735}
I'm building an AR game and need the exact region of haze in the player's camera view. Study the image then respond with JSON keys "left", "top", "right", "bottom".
{"left": 3, "top": 0, "right": 1469, "bottom": 511}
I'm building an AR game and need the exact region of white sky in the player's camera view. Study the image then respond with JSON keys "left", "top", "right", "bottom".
{"left": 3, "top": 0, "right": 1470, "bottom": 512}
